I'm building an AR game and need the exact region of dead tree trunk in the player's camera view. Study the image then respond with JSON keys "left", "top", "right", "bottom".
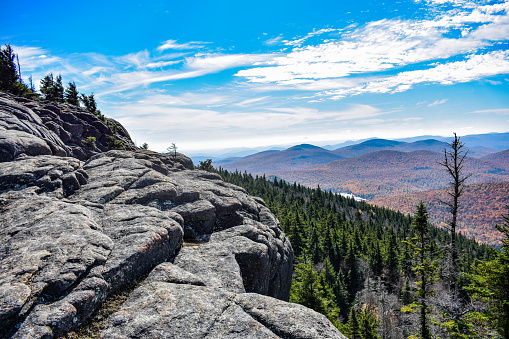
{"left": 438, "top": 132, "right": 471, "bottom": 293}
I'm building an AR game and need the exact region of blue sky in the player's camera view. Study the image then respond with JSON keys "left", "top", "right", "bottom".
{"left": 2, "top": 0, "right": 509, "bottom": 155}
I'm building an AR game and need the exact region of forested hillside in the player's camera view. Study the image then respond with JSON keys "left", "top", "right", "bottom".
{"left": 212, "top": 168, "right": 496, "bottom": 338}
{"left": 371, "top": 181, "right": 509, "bottom": 247}
{"left": 275, "top": 150, "right": 509, "bottom": 199}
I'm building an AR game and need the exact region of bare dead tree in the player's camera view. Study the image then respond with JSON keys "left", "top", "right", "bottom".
{"left": 167, "top": 143, "right": 178, "bottom": 166}
{"left": 16, "top": 54, "right": 21, "bottom": 83}
{"left": 438, "top": 133, "right": 471, "bottom": 293}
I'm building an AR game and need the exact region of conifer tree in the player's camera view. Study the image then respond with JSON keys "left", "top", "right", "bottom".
{"left": 384, "top": 230, "right": 400, "bottom": 288}
{"left": 403, "top": 202, "right": 438, "bottom": 339}
{"left": 290, "top": 254, "right": 327, "bottom": 314}
{"left": 65, "top": 81, "right": 80, "bottom": 106}
{"left": 359, "top": 307, "right": 380, "bottom": 339}
{"left": 80, "top": 93, "right": 99, "bottom": 114}
{"left": 53, "top": 74, "right": 64, "bottom": 102}
{"left": 0, "top": 44, "right": 19, "bottom": 92}
{"left": 346, "top": 308, "right": 361, "bottom": 339}
{"left": 468, "top": 207, "right": 509, "bottom": 338}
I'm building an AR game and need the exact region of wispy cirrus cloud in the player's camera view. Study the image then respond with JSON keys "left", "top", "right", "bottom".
{"left": 428, "top": 99, "right": 448, "bottom": 106}
{"left": 157, "top": 39, "right": 209, "bottom": 51}
{"left": 471, "top": 108, "right": 509, "bottom": 115}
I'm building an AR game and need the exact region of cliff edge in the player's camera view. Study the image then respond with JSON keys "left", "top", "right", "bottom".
{"left": 0, "top": 93, "right": 346, "bottom": 338}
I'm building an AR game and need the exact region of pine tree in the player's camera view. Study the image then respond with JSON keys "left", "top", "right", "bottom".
{"left": 402, "top": 202, "right": 438, "bottom": 339}
{"left": 53, "top": 74, "right": 64, "bottom": 102}
{"left": 359, "top": 307, "right": 380, "bottom": 339}
{"left": 65, "top": 81, "right": 79, "bottom": 106}
{"left": 401, "top": 277, "right": 413, "bottom": 305}
{"left": 80, "top": 93, "right": 98, "bottom": 114}
{"left": 0, "top": 44, "right": 19, "bottom": 92}
{"left": 346, "top": 308, "right": 361, "bottom": 339}
{"left": 384, "top": 230, "right": 400, "bottom": 288}
{"left": 40, "top": 73, "right": 55, "bottom": 100}
{"left": 371, "top": 241, "right": 383, "bottom": 277}
{"left": 290, "top": 254, "right": 327, "bottom": 314}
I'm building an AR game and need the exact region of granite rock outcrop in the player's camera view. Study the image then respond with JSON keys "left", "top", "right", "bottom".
{"left": 0, "top": 93, "right": 346, "bottom": 338}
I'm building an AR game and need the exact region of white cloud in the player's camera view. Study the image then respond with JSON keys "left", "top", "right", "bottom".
{"left": 12, "top": 45, "right": 61, "bottom": 72}
{"left": 234, "top": 96, "right": 271, "bottom": 107}
{"left": 428, "top": 99, "right": 448, "bottom": 106}
{"left": 325, "top": 51, "right": 509, "bottom": 98}
{"left": 235, "top": 1, "right": 509, "bottom": 98}
{"left": 186, "top": 53, "right": 275, "bottom": 72}
{"left": 471, "top": 108, "right": 509, "bottom": 115}
{"left": 157, "top": 39, "right": 209, "bottom": 51}
{"left": 146, "top": 60, "right": 182, "bottom": 68}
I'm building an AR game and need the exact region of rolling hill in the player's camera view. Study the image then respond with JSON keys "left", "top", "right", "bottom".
{"left": 266, "top": 150, "right": 509, "bottom": 199}
{"left": 214, "top": 144, "right": 344, "bottom": 172}
{"left": 332, "top": 138, "right": 496, "bottom": 158}
{"left": 370, "top": 182, "right": 509, "bottom": 247}
{"left": 481, "top": 149, "right": 509, "bottom": 170}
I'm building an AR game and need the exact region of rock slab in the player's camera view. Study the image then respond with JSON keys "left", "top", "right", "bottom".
{"left": 0, "top": 93, "right": 345, "bottom": 338}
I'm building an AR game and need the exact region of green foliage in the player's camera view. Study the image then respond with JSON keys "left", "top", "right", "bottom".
{"left": 107, "top": 135, "right": 124, "bottom": 150}
{"left": 139, "top": 142, "right": 149, "bottom": 150}
{"left": 0, "top": 44, "right": 37, "bottom": 97}
{"left": 0, "top": 44, "right": 19, "bottom": 92}
{"left": 403, "top": 202, "right": 438, "bottom": 339}
{"left": 80, "top": 92, "right": 103, "bottom": 117}
{"left": 468, "top": 206, "right": 509, "bottom": 338}
{"left": 40, "top": 73, "right": 64, "bottom": 102}
{"left": 197, "top": 159, "right": 214, "bottom": 172}
{"left": 290, "top": 254, "right": 340, "bottom": 325}
{"left": 82, "top": 136, "right": 97, "bottom": 148}
{"left": 65, "top": 81, "right": 80, "bottom": 106}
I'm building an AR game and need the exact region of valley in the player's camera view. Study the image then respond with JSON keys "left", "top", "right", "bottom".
{"left": 214, "top": 133, "right": 509, "bottom": 247}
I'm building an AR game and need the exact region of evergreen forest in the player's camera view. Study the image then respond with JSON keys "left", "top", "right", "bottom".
{"left": 211, "top": 167, "right": 509, "bottom": 338}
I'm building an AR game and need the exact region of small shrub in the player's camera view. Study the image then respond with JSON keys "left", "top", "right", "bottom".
{"left": 82, "top": 136, "right": 97, "bottom": 148}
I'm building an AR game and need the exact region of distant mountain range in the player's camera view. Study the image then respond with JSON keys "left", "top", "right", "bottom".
{"left": 323, "top": 132, "right": 509, "bottom": 151}
{"left": 215, "top": 144, "right": 344, "bottom": 172}
{"left": 192, "top": 132, "right": 509, "bottom": 164}
{"left": 331, "top": 138, "right": 495, "bottom": 158}
{"left": 215, "top": 134, "right": 509, "bottom": 200}
{"left": 371, "top": 182, "right": 509, "bottom": 247}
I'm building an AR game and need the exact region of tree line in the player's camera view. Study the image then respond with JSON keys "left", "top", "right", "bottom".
{"left": 0, "top": 44, "right": 132, "bottom": 150}
{"left": 0, "top": 44, "right": 102, "bottom": 118}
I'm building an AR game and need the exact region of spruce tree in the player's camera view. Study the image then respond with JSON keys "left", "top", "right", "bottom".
{"left": 80, "top": 93, "right": 98, "bottom": 114}
{"left": 359, "top": 307, "right": 380, "bottom": 339}
{"left": 53, "top": 74, "right": 64, "bottom": 102}
{"left": 40, "top": 73, "right": 55, "bottom": 100}
{"left": 403, "top": 202, "right": 438, "bottom": 339}
{"left": 346, "top": 308, "right": 361, "bottom": 339}
{"left": 468, "top": 207, "right": 509, "bottom": 338}
{"left": 65, "top": 81, "right": 79, "bottom": 106}
{"left": 0, "top": 44, "right": 19, "bottom": 92}
{"left": 290, "top": 254, "right": 327, "bottom": 314}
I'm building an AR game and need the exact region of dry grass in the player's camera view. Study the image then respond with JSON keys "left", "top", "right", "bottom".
{"left": 59, "top": 280, "right": 145, "bottom": 339}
